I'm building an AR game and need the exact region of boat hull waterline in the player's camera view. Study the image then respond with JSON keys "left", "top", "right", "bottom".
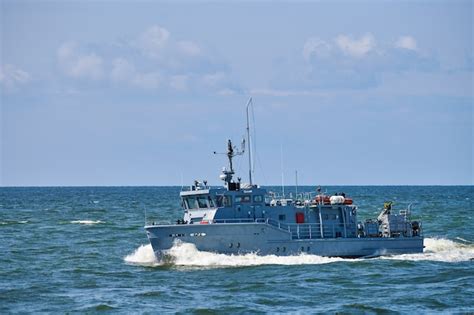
{"left": 146, "top": 222, "right": 423, "bottom": 259}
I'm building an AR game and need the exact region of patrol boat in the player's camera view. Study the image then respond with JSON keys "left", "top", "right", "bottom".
{"left": 145, "top": 102, "right": 424, "bottom": 259}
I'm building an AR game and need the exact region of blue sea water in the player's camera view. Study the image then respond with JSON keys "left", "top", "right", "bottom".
{"left": 0, "top": 186, "right": 473, "bottom": 313}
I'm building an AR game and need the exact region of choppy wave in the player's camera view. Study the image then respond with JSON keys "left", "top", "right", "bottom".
{"left": 124, "top": 237, "right": 474, "bottom": 268}
{"left": 70, "top": 220, "right": 104, "bottom": 225}
{"left": 0, "top": 220, "right": 28, "bottom": 225}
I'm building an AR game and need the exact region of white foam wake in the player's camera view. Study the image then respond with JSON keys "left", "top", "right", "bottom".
{"left": 124, "top": 244, "right": 160, "bottom": 266}
{"left": 167, "top": 242, "right": 346, "bottom": 267}
{"left": 124, "top": 242, "right": 347, "bottom": 268}
{"left": 124, "top": 237, "right": 474, "bottom": 268}
{"left": 70, "top": 220, "right": 104, "bottom": 225}
{"left": 382, "top": 237, "right": 474, "bottom": 263}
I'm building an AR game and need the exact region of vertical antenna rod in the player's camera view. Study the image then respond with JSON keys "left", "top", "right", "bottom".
{"left": 295, "top": 170, "right": 298, "bottom": 197}
{"left": 280, "top": 144, "right": 285, "bottom": 197}
{"left": 246, "top": 97, "right": 253, "bottom": 186}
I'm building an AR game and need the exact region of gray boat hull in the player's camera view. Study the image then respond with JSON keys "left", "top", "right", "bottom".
{"left": 145, "top": 222, "right": 424, "bottom": 259}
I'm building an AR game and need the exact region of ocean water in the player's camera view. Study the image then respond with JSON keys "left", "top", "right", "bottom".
{"left": 1, "top": 186, "right": 473, "bottom": 313}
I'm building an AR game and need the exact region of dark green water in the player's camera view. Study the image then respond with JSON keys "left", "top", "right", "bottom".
{"left": 1, "top": 186, "right": 473, "bottom": 313}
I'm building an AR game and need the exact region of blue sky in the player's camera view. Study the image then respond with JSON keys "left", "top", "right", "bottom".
{"left": 1, "top": 1, "right": 472, "bottom": 186}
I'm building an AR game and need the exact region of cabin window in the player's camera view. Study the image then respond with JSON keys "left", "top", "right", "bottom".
{"left": 208, "top": 196, "right": 215, "bottom": 208}
{"left": 235, "top": 195, "right": 251, "bottom": 203}
{"left": 278, "top": 214, "right": 286, "bottom": 221}
{"left": 185, "top": 197, "right": 198, "bottom": 209}
{"left": 253, "top": 195, "right": 263, "bottom": 203}
{"left": 216, "top": 195, "right": 232, "bottom": 207}
{"left": 197, "top": 196, "right": 208, "bottom": 208}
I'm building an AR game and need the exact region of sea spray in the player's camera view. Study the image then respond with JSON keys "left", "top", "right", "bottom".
{"left": 166, "top": 242, "right": 347, "bottom": 267}
{"left": 124, "top": 244, "right": 160, "bottom": 266}
{"left": 382, "top": 237, "right": 474, "bottom": 263}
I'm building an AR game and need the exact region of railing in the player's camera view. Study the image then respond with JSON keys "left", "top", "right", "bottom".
{"left": 266, "top": 218, "right": 347, "bottom": 240}
{"left": 213, "top": 218, "right": 267, "bottom": 224}
{"left": 198, "top": 217, "right": 349, "bottom": 240}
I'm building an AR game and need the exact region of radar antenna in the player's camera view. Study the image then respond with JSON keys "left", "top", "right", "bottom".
{"left": 214, "top": 138, "right": 245, "bottom": 184}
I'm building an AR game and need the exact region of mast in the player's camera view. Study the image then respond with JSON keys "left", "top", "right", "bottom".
{"left": 295, "top": 170, "right": 298, "bottom": 197}
{"left": 280, "top": 144, "right": 285, "bottom": 197}
{"left": 246, "top": 97, "right": 253, "bottom": 186}
{"left": 214, "top": 139, "right": 244, "bottom": 187}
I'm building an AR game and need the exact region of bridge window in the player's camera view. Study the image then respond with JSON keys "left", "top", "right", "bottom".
{"left": 278, "top": 214, "right": 286, "bottom": 221}
{"left": 216, "top": 195, "right": 232, "bottom": 207}
{"left": 253, "top": 195, "right": 263, "bottom": 203}
{"left": 185, "top": 197, "right": 198, "bottom": 209}
{"left": 208, "top": 196, "right": 215, "bottom": 208}
{"left": 197, "top": 196, "right": 208, "bottom": 208}
{"left": 235, "top": 195, "right": 251, "bottom": 203}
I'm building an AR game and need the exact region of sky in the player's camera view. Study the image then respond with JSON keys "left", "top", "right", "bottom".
{"left": 1, "top": 1, "right": 472, "bottom": 186}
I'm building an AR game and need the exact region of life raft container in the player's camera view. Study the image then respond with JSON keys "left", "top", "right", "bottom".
{"left": 315, "top": 195, "right": 331, "bottom": 204}
{"left": 344, "top": 198, "right": 353, "bottom": 205}
{"left": 330, "top": 195, "right": 345, "bottom": 205}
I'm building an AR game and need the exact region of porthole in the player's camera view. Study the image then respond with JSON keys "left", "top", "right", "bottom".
{"left": 307, "top": 246, "right": 310, "bottom": 252}
{"left": 276, "top": 247, "right": 280, "bottom": 252}
{"left": 301, "top": 246, "right": 304, "bottom": 251}
{"left": 283, "top": 247, "right": 286, "bottom": 252}
{"left": 229, "top": 243, "right": 233, "bottom": 248}
{"left": 237, "top": 242, "right": 241, "bottom": 248}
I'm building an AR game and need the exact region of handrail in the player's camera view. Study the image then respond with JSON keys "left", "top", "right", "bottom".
{"left": 266, "top": 218, "right": 348, "bottom": 240}
{"left": 213, "top": 218, "right": 267, "bottom": 224}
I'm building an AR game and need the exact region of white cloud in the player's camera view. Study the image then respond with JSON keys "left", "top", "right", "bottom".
{"left": 177, "top": 40, "right": 201, "bottom": 57}
{"left": 133, "top": 72, "right": 162, "bottom": 89}
{"left": 111, "top": 57, "right": 162, "bottom": 89}
{"left": 57, "top": 41, "right": 104, "bottom": 80}
{"left": 335, "top": 33, "right": 376, "bottom": 58}
{"left": 303, "top": 38, "right": 332, "bottom": 60}
{"left": 111, "top": 58, "right": 136, "bottom": 82}
{"left": 136, "top": 25, "right": 170, "bottom": 59}
{"left": 0, "top": 64, "right": 31, "bottom": 91}
{"left": 302, "top": 34, "right": 376, "bottom": 60}
{"left": 296, "top": 33, "right": 435, "bottom": 90}
{"left": 54, "top": 25, "right": 235, "bottom": 94}
{"left": 395, "top": 36, "right": 418, "bottom": 51}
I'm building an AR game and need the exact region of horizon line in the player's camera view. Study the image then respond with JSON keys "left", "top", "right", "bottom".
{"left": 1, "top": 184, "right": 472, "bottom": 188}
